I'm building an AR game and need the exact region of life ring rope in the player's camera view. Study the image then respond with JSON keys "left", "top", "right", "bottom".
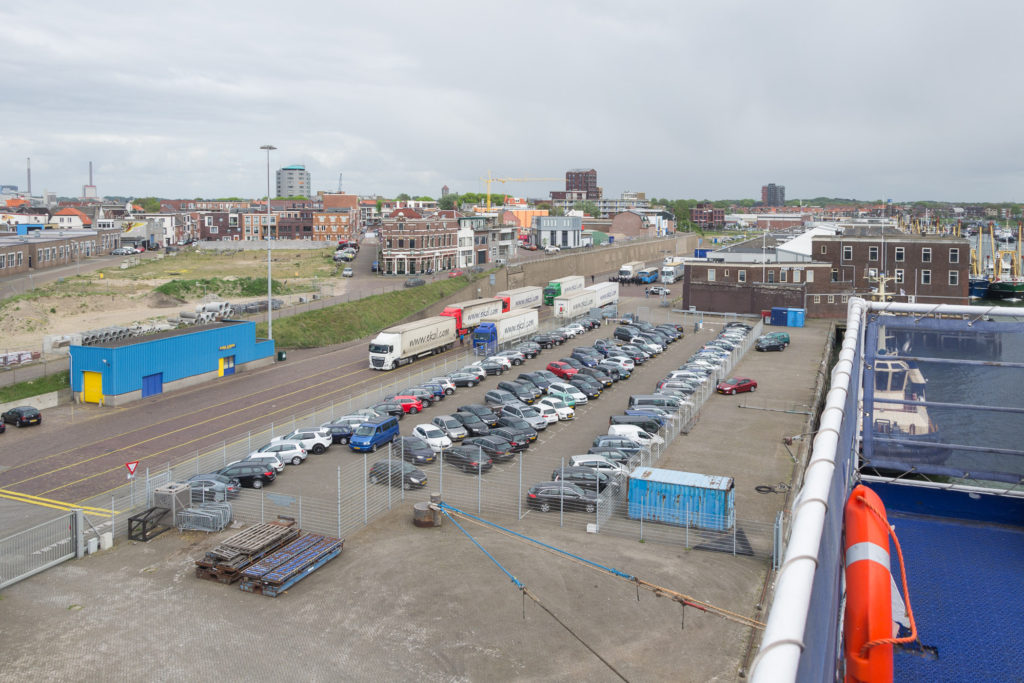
{"left": 854, "top": 494, "right": 919, "bottom": 657}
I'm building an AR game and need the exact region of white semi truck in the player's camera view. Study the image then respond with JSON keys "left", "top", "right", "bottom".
{"left": 368, "top": 316, "right": 457, "bottom": 370}
{"left": 585, "top": 281, "right": 619, "bottom": 308}
{"left": 493, "top": 286, "right": 543, "bottom": 312}
{"left": 618, "top": 261, "right": 645, "bottom": 279}
{"left": 554, "top": 289, "right": 597, "bottom": 319}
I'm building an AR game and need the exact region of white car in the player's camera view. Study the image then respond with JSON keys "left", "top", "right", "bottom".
{"left": 562, "top": 323, "right": 585, "bottom": 337}
{"left": 536, "top": 396, "right": 575, "bottom": 421}
{"left": 547, "top": 382, "right": 588, "bottom": 405}
{"left": 271, "top": 428, "right": 332, "bottom": 454}
{"left": 607, "top": 424, "right": 665, "bottom": 447}
{"left": 342, "top": 267, "right": 354, "bottom": 277}
{"left": 485, "top": 356, "right": 513, "bottom": 371}
{"left": 491, "top": 350, "right": 526, "bottom": 366}
{"left": 665, "top": 370, "right": 708, "bottom": 384}
{"left": 602, "top": 356, "right": 635, "bottom": 372}
{"left": 428, "top": 377, "right": 457, "bottom": 396}
{"left": 251, "top": 442, "right": 306, "bottom": 466}
{"left": 411, "top": 424, "right": 453, "bottom": 454}
{"left": 545, "top": 245, "right": 560, "bottom": 253}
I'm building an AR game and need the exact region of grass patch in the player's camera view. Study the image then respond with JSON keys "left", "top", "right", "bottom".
{"left": 0, "top": 370, "right": 70, "bottom": 404}
{"left": 154, "top": 277, "right": 293, "bottom": 299}
{"left": 259, "top": 276, "right": 481, "bottom": 348}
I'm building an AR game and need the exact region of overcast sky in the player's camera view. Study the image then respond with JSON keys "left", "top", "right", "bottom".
{"left": 4, "top": 1, "right": 1022, "bottom": 203}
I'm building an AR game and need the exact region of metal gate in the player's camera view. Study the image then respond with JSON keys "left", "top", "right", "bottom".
{"left": 0, "top": 510, "right": 82, "bottom": 590}
{"left": 141, "top": 372, "right": 163, "bottom": 398}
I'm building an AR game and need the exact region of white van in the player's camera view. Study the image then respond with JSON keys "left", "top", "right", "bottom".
{"left": 607, "top": 423, "right": 665, "bottom": 447}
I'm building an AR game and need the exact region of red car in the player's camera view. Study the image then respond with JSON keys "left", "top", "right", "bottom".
{"left": 546, "top": 361, "right": 578, "bottom": 380}
{"left": 390, "top": 395, "right": 425, "bottom": 414}
{"left": 448, "top": 269, "right": 464, "bottom": 278}
{"left": 716, "top": 377, "right": 757, "bottom": 395}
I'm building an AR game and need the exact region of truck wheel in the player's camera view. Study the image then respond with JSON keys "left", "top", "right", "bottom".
{"left": 539, "top": 502, "right": 551, "bottom": 513}
{"left": 312, "top": 444, "right": 326, "bottom": 454}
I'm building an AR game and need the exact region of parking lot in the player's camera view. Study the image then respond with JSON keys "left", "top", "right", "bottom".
{"left": 0, "top": 311, "right": 830, "bottom": 681}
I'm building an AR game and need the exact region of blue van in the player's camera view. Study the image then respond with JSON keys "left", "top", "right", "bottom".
{"left": 348, "top": 416, "right": 400, "bottom": 452}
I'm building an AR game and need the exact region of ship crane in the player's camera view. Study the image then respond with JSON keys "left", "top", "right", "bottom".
{"left": 480, "top": 171, "right": 561, "bottom": 210}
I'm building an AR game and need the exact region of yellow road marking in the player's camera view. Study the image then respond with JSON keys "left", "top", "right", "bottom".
{"left": 0, "top": 488, "right": 115, "bottom": 516}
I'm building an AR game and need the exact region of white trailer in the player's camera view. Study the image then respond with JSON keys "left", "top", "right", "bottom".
{"left": 554, "top": 289, "right": 597, "bottom": 319}
{"left": 542, "top": 275, "right": 586, "bottom": 305}
{"left": 585, "top": 281, "right": 619, "bottom": 308}
{"left": 472, "top": 308, "right": 539, "bottom": 352}
{"left": 493, "top": 286, "right": 543, "bottom": 311}
{"left": 368, "top": 316, "right": 457, "bottom": 370}
{"left": 660, "top": 259, "right": 686, "bottom": 284}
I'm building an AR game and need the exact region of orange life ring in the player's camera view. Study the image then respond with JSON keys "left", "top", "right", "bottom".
{"left": 843, "top": 485, "right": 893, "bottom": 683}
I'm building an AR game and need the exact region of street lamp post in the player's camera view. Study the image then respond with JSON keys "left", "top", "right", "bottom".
{"left": 260, "top": 144, "right": 276, "bottom": 341}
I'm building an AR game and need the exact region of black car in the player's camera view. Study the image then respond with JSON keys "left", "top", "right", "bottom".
{"left": 322, "top": 416, "right": 366, "bottom": 444}
{"left": 591, "top": 436, "right": 644, "bottom": 456}
{"left": 497, "top": 380, "right": 539, "bottom": 403}
{"left": 516, "top": 342, "right": 541, "bottom": 358}
{"left": 444, "top": 445, "right": 495, "bottom": 473}
{"left": 457, "top": 404, "right": 500, "bottom": 426}
{"left": 397, "top": 387, "right": 434, "bottom": 408}
{"left": 217, "top": 462, "right": 277, "bottom": 489}
{"left": 756, "top": 337, "right": 787, "bottom": 352}
{"left": 559, "top": 357, "right": 587, "bottom": 371}
{"left": 370, "top": 401, "right": 406, "bottom": 419}
{"left": 471, "top": 360, "right": 506, "bottom": 376}
{"left": 415, "top": 382, "right": 447, "bottom": 402}
{"left": 517, "top": 372, "right": 553, "bottom": 391}
{"left": 368, "top": 460, "right": 428, "bottom": 489}
{"left": 552, "top": 466, "right": 618, "bottom": 493}
{"left": 2, "top": 406, "right": 41, "bottom": 427}
{"left": 597, "top": 361, "right": 626, "bottom": 380}
{"left": 725, "top": 322, "right": 753, "bottom": 331}
{"left": 579, "top": 318, "right": 601, "bottom": 331}
{"left": 404, "top": 277, "right": 426, "bottom": 288}
{"left": 547, "top": 330, "right": 568, "bottom": 345}
{"left": 450, "top": 412, "right": 491, "bottom": 436}
{"left": 577, "top": 367, "right": 614, "bottom": 386}
{"left": 486, "top": 427, "right": 529, "bottom": 452}
{"left": 395, "top": 436, "right": 437, "bottom": 465}
{"left": 496, "top": 416, "right": 539, "bottom": 440}
{"left": 530, "top": 333, "right": 557, "bottom": 349}
{"left": 185, "top": 473, "right": 241, "bottom": 503}
{"left": 569, "top": 377, "right": 602, "bottom": 399}
{"left": 526, "top": 482, "right": 601, "bottom": 513}
{"left": 448, "top": 371, "right": 483, "bottom": 388}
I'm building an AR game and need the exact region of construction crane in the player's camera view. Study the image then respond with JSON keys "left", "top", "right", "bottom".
{"left": 480, "top": 171, "right": 561, "bottom": 210}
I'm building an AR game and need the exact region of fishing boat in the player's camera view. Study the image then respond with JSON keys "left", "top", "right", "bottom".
{"left": 969, "top": 247, "right": 989, "bottom": 299}
{"left": 985, "top": 225, "right": 1024, "bottom": 299}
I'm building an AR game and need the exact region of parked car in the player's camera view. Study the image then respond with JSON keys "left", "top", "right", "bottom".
{"left": 252, "top": 441, "right": 307, "bottom": 465}
{"left": 546, "top": 361, "right": 578, "bottom": 380}
{"left": 552, "top": 466, "right": 619, "bottom": 493}
{"left": 348, "top": 416, "right": 401, "bottom": 452}
{"left": 517, "top": 372, "right": 553, "bottom": 391}
{"left": 368, "top": 461, "right": 427, "bottom": 490}
{"left": 491, "top": 349, "right": 526, "bottom": 366}
{"left": 369, "top": 401, "right": 407, "bottom": 419}
{"left": 591, "top": 435, "right": 644, "bottom": 456}
{"left": 270, "top": 428, "right": 332, "bottom": 455}
{"left": 717, "top": 377, "right": 758, "bottom": 395}
{"left": 577, "top": 367, "right": 614, "bottom": 386}
{"left": 444, "top": 445, "right": 495, "bottom": 473}
{"left": 389, "top": 395, "right": 426, "bottom": 414}
{"left": 217, "top": 462, "right": 277, "bottom": 489}
{"left": 428, "top": 377, "right": 458, "bottom": 396}
{"left": 450, "top": 411, "right": 491, "bottom": 436}
{"left": 448, "top": 370, "right": 483, "bottom": 388}
{"left": 411, "top": 423, "right": 453, "bottom": 453}
{"left": 185, "top": 473, "right": 240, "bottom": 503}
{"left": 468, "top": 359, "right": 506, "bottom": 376}
{"left": 586, "top": 447, "right": 634, "bottom": 464}
{"left": 526, "top": 482, "right": 600, "bottom": 513}
{"left": 485, "top": 355, "right": 513, "bottom": 371}
{"left": 404, "top": 277, "right": 426, "bottom": 287}
{"left": 607, "top": 423, "right": 665, "bottom": 448}
{"left": 342, "top": 267, "right": 354, "bottom": 277}
{"left": 432, "top": 414, "right": 469, "bottom": 441}
{"left": 490, "top": 425, "right": 534, "bottom": 450}
{"left": 530, "top": 333, "right": 557, "bottom": 349}
{"left": 483, "top": 389, "right": 519, "bottom": 410}
{"left": 498, "top": 404, "right": 549, "bottom": 430}
{"left": 395, "top": 436, "right": 437, "bottom": 465}
{"left": 516, "top": 341, "right": 541, "bottom": 358}
{"left": 397, "top": 386, "right": 436, "bottom": 408}
{"left": 568, "top": 454, "right": 630, "bottom": 478}
{"left": 497, "top": 380, "right": 539, "bottom": 403}
{"left": 448, "top": 269, "right": 465, "bottom": 278}
{"left": 2, "top": 406, "right": 41, "bottom": 427}
{"left": 756, "top": 336, "right": 787, "bottom": 352}
{"left": 544, "top": 245, "right": 561, "bottom": 254}
{"left": 548, "top": 381, "right": 587, "bottom": 405}
{"left": 238, "top": 453, "right": 287, "bottom": 473}
{"left": 467, "top": 431, "right": 522, "bottom": 455}
{"left": 536, "top": 396, "right": 575, "bottom": 420}
{"left": 457, "top": 404, "right": 500, "bottom": 426}
{"left": 569, "top": 377, "right": 602, "bottom": 399}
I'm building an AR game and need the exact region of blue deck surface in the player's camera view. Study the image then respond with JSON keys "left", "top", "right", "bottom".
{"left": 884, "top": 508, "right": 1024, "bottom": 682}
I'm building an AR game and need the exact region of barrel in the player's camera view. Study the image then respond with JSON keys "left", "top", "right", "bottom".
{"left": 412, "top": 502, "right": 434, "bottom": 527}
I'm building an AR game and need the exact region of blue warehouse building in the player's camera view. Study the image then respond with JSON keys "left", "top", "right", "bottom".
{"left": 69, "top": 321, "right": 275, "bottom": 406}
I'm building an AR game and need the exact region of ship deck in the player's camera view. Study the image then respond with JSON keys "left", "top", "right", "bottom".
{"left": 872, "top": 481, "right": 1024, "bottom": 682}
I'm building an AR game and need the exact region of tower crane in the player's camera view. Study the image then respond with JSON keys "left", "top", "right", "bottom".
{"left": 480, "top": 171, "right": 561, "bottom": 210}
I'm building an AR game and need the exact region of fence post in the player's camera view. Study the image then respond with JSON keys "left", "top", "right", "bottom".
{"left": 261, "top": 488, "right": 265, "bottom": 523}
{"left": 560, "top": 456, "right": 564, "bottom": 527}
{"left": 439, "top": 449, "right": 444, "bottom": 498}
{"left": 337, "top": 466, "right": 342, "bottom": 539}
{"left": 518, "top": 448, "right": 522, "bottom": 520}
{"left": 733, "top": 521, "right": 737, "bottom": 556}
{"left": 363, "top": 452, "right": 368, "bottom": 524}
{"left": 387, "top": 443, "right": 392, "bottom": 510}
{"left": 111, "top": 496, "right": 116, "bottom": 540}
{"left": 639, "top": 499, "right": 643, "bottom": 541}
{"left": 477, "top": 445, "right": 482, "bottom": 515}
{"left": 74, "top": 509, "right": 86, "bottom": 559}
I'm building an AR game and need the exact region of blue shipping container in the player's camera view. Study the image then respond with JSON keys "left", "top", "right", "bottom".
{"left": 627, "top": 467, "right": 734, "bottom": 531}
{"left": 693, "top": 248, "right": 711, "bottom": 258}
{"left": 787, "top": 308, "right": 805, "bottom": 327}
{"left": 770, "top": 306, "right": 788, "bottom": 326}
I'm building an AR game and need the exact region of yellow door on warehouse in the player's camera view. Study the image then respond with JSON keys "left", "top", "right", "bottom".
{"left": 82, "top": 371, "right": 103, "bottom": 404}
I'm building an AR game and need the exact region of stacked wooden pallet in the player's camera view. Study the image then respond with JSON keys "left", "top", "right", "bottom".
{"left": 238, "top": 534, "right": 344, "bottom": 597}
{"left": 194, "top": 520, "right": 299, "bottom": 584}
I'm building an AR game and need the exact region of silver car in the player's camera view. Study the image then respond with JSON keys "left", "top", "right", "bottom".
{"left": 499, "top": 404, "right": 549, "bottom": 431}
{"left": 252, "top": 442, "right": 306, "bottom": 466}
{"left": 432, "top": 415, "right": 469, "bottom": 441}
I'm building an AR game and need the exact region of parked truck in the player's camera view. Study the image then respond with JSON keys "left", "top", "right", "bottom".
{"left": 584, "top": 281, "right": 619, "bottom": 309}
{"left": 472, "top": 308, "right": 539, "bottom": 353}
{"left": 542, "top": 276, "right": 585, "bottom": 305}
{"left": 554, "top": 289, "right": 597, "bottom": 319}
{"left": 439, "top": 298, "right": 505, "bottom": 336}
{"left": 618, "top": 261, "right": 645, "bottom": 279}
{"left": 493, "top": 286, "right": 543, "bottom": 312}
{"left": 368, "top": 316, "right": 457, "bottom": 370}
{"left": 660, "top": 258, "right": 686, "bottom": 284}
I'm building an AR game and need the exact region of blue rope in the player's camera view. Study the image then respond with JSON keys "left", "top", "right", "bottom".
{"left": 439, "top": 503, "right": 635, "bottom": 581}
{"left": 441, "top": 509, "right": 523, "bottom": 590}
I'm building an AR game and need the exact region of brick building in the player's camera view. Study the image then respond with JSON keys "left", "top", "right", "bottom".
{"left": 378, "top": 215, "right": 459, "bottom": 275}
{"left": 690, "top": 203, "right": 725, "bottom": 229}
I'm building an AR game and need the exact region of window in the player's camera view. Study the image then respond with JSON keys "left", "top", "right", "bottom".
{"left": 949, "top": 248, "right": 959, "bottom": 264}
{"left": 842, "top": 245, "right": 853, "bottom": 261}
{"left": 806, "top": 270, "right": 814, "bottom": 283}
{"left": 831, "top": 268, "right": 838, "bottom": 282}
{"left": 767, "top": 271, "right": 775, "bottom": 283}
{"left": 738, "top": 270, "right": 746, "bottom": 283}
{"left": 707, "top": 269, "right": 716, "bottom": 282}
{"left": 724, "top": 269, "right": 730, "bottom": 277}
{"left": 828, "top": 295, "right": 835, "bottom": 304}
{"left": 895, "top": 269, "right": 904, "bottom": 283}
{"left": 895, "top": 247, "right": 905, "bottom": 262}
{"left": 793, "top": 269, "right": 801, "bottom": 283}
{"left": 779, "top": 269, "right": 787, "bottom": 282}
{"left": 921, "top": 270, "right": 931, "bottom": 285}
{"left": 949, "top": 270, "right": 959, "bottom": 286}
{"left": 922, "top": 247, "right": 931, "bottom": 263}
{"left": 813, "top": 294, "right": 821, "bottom": 304}
{"left": 841, "top": 295, "right": 849, "bottom": 303}
{"left": 868, "top": 246, "right": 879, "bottom": 261}
{"left": 820, "top": 244, "right": 827, "bottom": 255}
